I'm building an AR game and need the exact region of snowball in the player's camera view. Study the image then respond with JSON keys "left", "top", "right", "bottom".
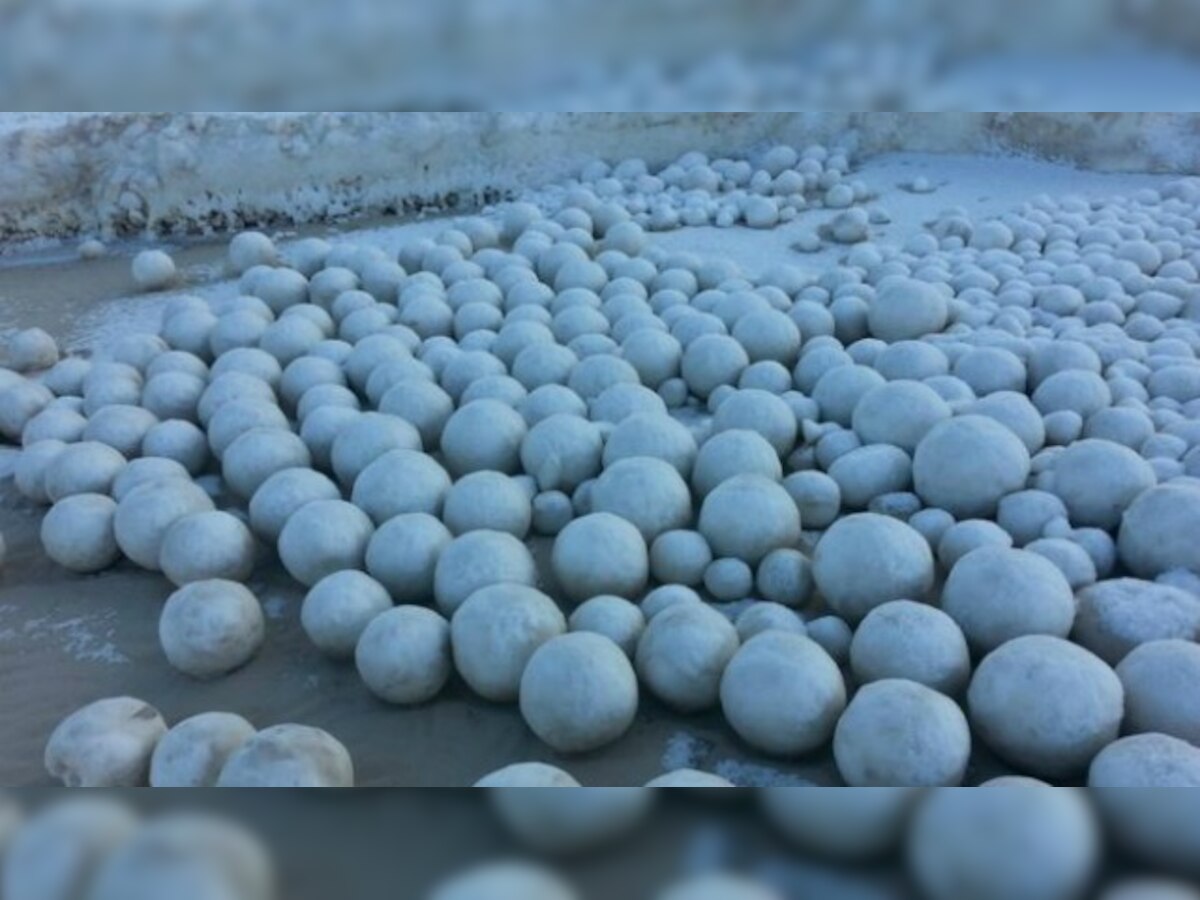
{"left": 277, "top": 499, "right": 374, "bottom": 587}
{"left": 160, "top": 579, "right": 265, "bottom": 679}
{"left": 6, "top": 328, "right": 58, "bottom": 372}
{"left": 14, "top": 439, "right": 65, "bottom": 504}
{"left": 681, "top": 333, "right": 749, "bottom": 399}
{"left": 378, "top": 379, "right": 453, "bottom": 448}
{"left": 720, "top": 631, "right": 845, "bottom": 755}
{"left": 941, "top": 546, "right": 1075, "bottom": 653}
{"left": 41, "top": 493, "right": 120, "bottom": 573}
{"left": 488, "top": 788, "right": 651, "bottom": 856}
{"left": 228, "top": 231, "right": 278, "bottom": 273}
{"left": 813, "top": 513, "right": 934, "bottom": 623}
{"left": 644, "top": 770, "right": 734, "bottom": 788}
{"left": 301, "top": 570, "right": 393, "bottom": 659}
{"left": 149, "top": 712, "right": 256, "bottom": 787}
{"left": 474, "top": 761, "right": 580, "bottom": 787}
{"left": 221, "top": 427, "right": 311, "bottom": 499}
{"left": 812, "top": 364, "right": 886, "bottom": 427}
{"left": 851, "top": 380, "right": 951, "bottom": 452}
{"left": 531, "top": 489, "right": 573, "bottom": 535}
{"left": 910, "top": 786, "right": 1099, "bottom": 900}
{"left": 443, "top": 471, "right": 532, "bottom": 537}
{"left": 590, "top": 457, "right": 692, "bottom": 542}
{"left": 1073, "top": 578, "right": 1200, "bottom": 665}
{"left": 356, "top": 605, "right": 451, "bottom": 704}
{"left": 704, "top": 557, "right": 753, "bottom": 601}
{"left": 1118, "top": 483, "right": 1200, "bottom": 578}
{"left": 520, "top": 413, "right": 603, "bottom": 491}
{"left": 329, "top": 411, "right": 422, "bottom": 487}
{"left": 936, "top": 519, "right": 1013, "bottom": 569}
{"left": 520, "top": 632, "right": 638, "bottom": 753}
{"left": 450, "top": 583, "right": 567, "bottom": 702}
{"left": 636, "top": 601, "right": 739, "bottom": 712}
{"left": 143, "top": 418, "right": 209, "bottom": 474}
{"left": 649, "top": 529, "right": 712, "bottom": 586}
{"left": 656, "top": 874, "right": 779, "bottom": 900}
{"left": 568, "top": 595, "right": 645, "bottom": 657}
{"left": 692, "top": 429, "right": 781, "bottom": 496}
{"left": 350, "top": 448, "right": 451, "bottom": 524}
{"left": 159, "top": 510, "right": 256, "bottom": 586}
{"left": 849, "top": 600, "right": 970, "bottom": 695}
{"left": 968, "top": 634, "right": 1123, "bottom": 778}
{"left": 247, "top": 467, "right": 341, "bottom": 544}
{"left": 761, "top": 787, "right": 914, "bottom": 860}
{"left": 552, "top": 512, "right": 649, "bottom": 603}
{"left": 1116, "top": 639, "right": 1200, "bottom": 746}
{"left": 217, "top": 724, "right": 354, "bottom": 787}
{"left": 754, "top": 548, "right": 815, "bottom": 608}
{"left": 698, "top": 474, "right": 800, "bottom": 565}
{"left": 711, "top": 388, "right": 797, "bottom": 456}
{"left": 996, "top": 489, "right": 1068, "bottom": 546}
{"left": 1026, "top": 537, "right": 1097, "bottom": 590}
{"left": 434, "top": 529, "right": 538, "bottom": 615}
{"left": 111, "top": 456, "right": 190, "bottom": 501}
{"left": 1048, "top": 439, "right": 1156, "bottom": 530}
{"left": 44, "top": 440, "right": 126, "bottom": 502}
{"left": 833, "top": 678, "right": 970, "bottom": 786}
{"left": 364, "top": 512, "right": 451, "bottom": 603}
{"left": 44, "top": 696, "right": 167, "bottom": 786}
{"left": 867, "top": 278, "right": 948, "bottom": 341}
{"left": 781, "top": 471, "right": 840, "bottom": 529}
{"left": 132, "top": 249, "right": 178, "bottom": 291}
{"left": 603, "top": 412, "right": 697, "bottom": 477}
{"left": 114, "top": 478, "right": 214, "bottom": 570}
{"left": 912, "top": 415, "right": 1030, "bottom": 518}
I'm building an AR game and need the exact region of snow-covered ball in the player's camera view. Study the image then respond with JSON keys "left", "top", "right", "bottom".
{"left": 44, "top": 696, "right": 167, "bottom": 786}
{"left": 636, "top": 601, "right": 739, "bottom": 712}
{"left": 434, "top": 529, "right": 538, "bottom": 615}
{"left": 913, "top": 415, "right": 1030, "bottom": 518}
{"left": 941, "top": 546, "right": 1076, "bottom": 653}
{"left": 519, "top": 632, "right": 638, "bottom": 753}
{"left": 110, "top": 456, "right": 190, "bottom": 501}
{"left": 568, "top": 595, "right": 645, "bottom": 657}
{"left": 681, "top": 334, "right": 749, "bottom": 398}
{"left": 44, "top": 440, "right": 126, "bottom": 502}
{"left": 909, "top": 786, "right": 1099, "bottom": 900}
{"left": 1047, "top": 439, "right": 1156, "bottom": 530}
{"left": 813, "top": 513, "right": 934, "bottom": 623}
{"left": 1118, "top": 483, "right": 1200, "bottom": 578}
{"left": 114, "top": 478, "right": 214, "bottom": 570}
{"left": 552, "top": 512, "right": 649, "bottom": 603}
{"left": 1116, "top": 639, "right": 1200, "bottom": 746}
{"left": 782, "top": 471, "right": 841, "bottom": 529}
{"left": 217, "top": 724, "right": 354, "bottom": 787}
{"left": 451, "top": 583, "right": 567, "bottom": 702}
{"left": 228, "top": 231, "right": 278, "bottom": 273}
{"left": 968, "top": 634, "right": 1123, "bottom": 778}
{"left": 159, "top": 579, "right": 265, "bottom": 679}
{"left": 41, "top": 493, "right": 121, "bottom": 573}
{"left": 833, "top": 678, "right": 970, "bottom": 786}
{"left": 761, "top": 787, "right": 915, "bottom": 860}
{"left": 697, "top": 474, "right": 800, "bottom": 565}
{"left": 1073, "top": 578, "right": 1200, "bottom": 665}
{"left": 441, "top": 399, "right": 527, "bottom": 476}
{"left": 812, "top": 364, "right": 886, "bottom": 427}
{"left": 720, "top": 631, "right": 845, "bottom": 756}
{"left": 6, "top": 328, "right": 59, "bottom": 372}
{"left": 143, "top": 418, "right": 209, "bottom": 474}
{"left": 221, "top": 427, "right": 311, "bottom": 499}
{"left": 735, "top": 601, "right": 805, "bottom": 642}
{"left": 711, "top": 388, "right": 798, "bottom": 455}
{"left": 329, "top": 411, "right": 422, "bottom": 488}
{"left": 474, "top": 761, "right": 580, "bottom": 787}
{"left": 132, "top": 249, "right": 178, "bottom": 292}
{"left": 649, "top": 529, "right": 712, "bottom": 586}
{"left": 247, "top": 467, "right": 340, "bottom": 543}
{"left": 350, "top": 448, "right": 451, "bottom": 524}
{"left": 849, "top": 600, "right": 970, "bottom": 695}
{"left": 867, "top": 278, "right": 948, "bottom": 341}
{"left": 851, "top": 380, "right": 951, "bottom": 452}
{"left": 692, "top": 429, "right": 781, "bottom": 496}
{"left": 277, "top": 498, "right": 374, "bottom": 587}
{"left": 520, "top": 412, "right": 604, "bottom": 491}
{"left": 443, "top": 471, "right": 532, "bottom": 537}
{"left": 590, "top": 456, "right": 692, "bottom": 542}
{"left": 149, "top": 712, "right": 256, "bottom": 787}
{"left": 486, "top": 788, "right": 651, "bottom": 855}
{"left": 159, "top": 510, "right": 256, "bottom": 586}
{"left": 301, "top": 570, "right": 392, "bottom": 659}
{"left": 362, "top": 512, "right": 450, "bottom": 604}
{"left": 14, "top": 439, "right": 66, "bottom": 503}
{"left": 356, "top": 605, "right": 451, "bottom": 704}
{"left": 0, "top": 381, "right": 53, "bottom": 442}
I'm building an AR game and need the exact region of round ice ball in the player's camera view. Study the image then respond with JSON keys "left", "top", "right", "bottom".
{"left": 913, "top": 415, "right": 1030, "bottom": 519}
{"left": 1118, "top": 483, "right": 1200, "bottom": 578}
{"left": 41, "top": 493, "right": 121, "bottom": 573}
{"left": 636, "top": 601, "right": 739, "bottom": 712}
{"left": 552, "top": 512, "right": 649, "bottom": 603}
{"left": 1116, "top": 639, "right": 1200, "bottom": 746}
{"left": 849, "top": 600, "right": 970, "bottom": 695}
{"left": 968, "top": 634, "right": 1123, "bottom": 779}
{"left": 568, "top": 595, "right": 646, "bottom": 657}
{"left": 443, "top": 470, "right": 532, "bottom": 538}
{"left": 132, "top": 250, "right": 178, "bottom": 292}
{"left": 356, "top": 605, "right": 452, "bottom": 705}
{"left": 434, "top": 529, "right": 538, "bottom": 616}
{"left": 364, "top": 512, "right": 452, "bottom": 604}
{"left": 159, "top": 579, "right": 265, "bottom": 679}
{"left": 867, "top": 278, "right": 948, "bottom": 342}
{"left": 114, "top": 478, "right": 214, "bottom": 571}
{"left": 149, "top": 712, "right": 257, "bottom": 787}
{"left": 159, "top": 510, "right": 256, "bottom": 586}
{"left": 519, "top": 632, "right": 638, "bottom": 753}
{"left": 216, "top": 724, "right": 354, "bottom": 787}
{"left": 44, "top": 696, "right": 167, "bottom": 787}
{"left": 248, "top": 467, "right": 341, "bottom": 544}
{"left": 590, "top": 456, "right": 692, "bottom": 543}
{"left": 1048, "top": 439, "right": 1156, "bottom": 530}
{"left": 1073, "top": 577, "right": 1200, "bottom": 665}
{"left": 277, "top": 499, "right": 374, "bottom": 587}
{"left": 301, "top": 570, "right": 393, "bottom": 659}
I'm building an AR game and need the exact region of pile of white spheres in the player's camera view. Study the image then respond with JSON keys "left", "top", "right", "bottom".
{"left": 3, "top": 147, "right": 1200, "bottom": 789}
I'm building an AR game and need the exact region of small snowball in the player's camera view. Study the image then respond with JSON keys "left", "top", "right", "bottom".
{"left": 704, "top": 557, "right": 753, "bottom": 601}
{"left": 912, "top": 415, "right": 1030, "bottom": 518}
{"left": 552, "top": 512, "right": 648, "bottom": 603}
{"left": 131, "top": 249, "right": 178, "bottom": 292}
{"left": 649, "top": 529, "right": 712, "bottom": 586}
{"left": 1073, "top": 578, "right": 1200, "bottom": 665}
{"left": 159, "top": 579, "right": 265, "bottom": 679}
{"left": 6, "top": 328, "right": 59, "bottom": 373}
{"left": 849, "top": 600, "right": 970, "bottom": 695}
{"left": 41, "top": 493, "right": 121, "bottom": 573}
{"left": 1118, "top": 483, "right": 1200, "bottom": 578}
{"left": 569, "top": 595, "right": 645, "bottom": 657}
{"left": 1116, "top": 639, "right": 1200, "bottom": 746}
{"left": 761, "top": 787, "right": 914, "bottom": 860}
{"left": 247, "top": 467, "right": 341, "bottom": 544}
{"left": 114, "top": 478, "right": 214, "bottom": 571}
{"left": 356, "top": 605, "right": 452, "bottom": 704}
{"left": 867, "top": 278, "right": 948, "bottom": 341}
{"left": 698, "top": 474, "right": 800, "bottom": 565}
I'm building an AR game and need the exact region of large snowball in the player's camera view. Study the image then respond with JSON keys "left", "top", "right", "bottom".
{"left": 590, "top": 457, "right": 692, "bottom": 542}
{"left": 1118, "top": 483, "right": 1200, "bottom": 578}
{"left": 450, "top": 583, "right": 567, "bottom": 702}
{"left": 849, "top": 599, "right": 970, "bottom": 695}
{"left": 635, "top": 601, "right": 739, "bottom": 712}
{"left": 851, "top": 380, "right": 951, "bottom": 452}
{"left": 44, "top": 696, "right": 167, "bottom": 786}
{"left": 364, "top": 512, "right": 452, "bottom": 603}
{"left": 356, "top": 605, "right": 451, "bottom": 704}
{"left": 247, "top": 467, "right": 340, "bottom": 544}
{"left": 1048, "top": 439, "right": 1156, "bottom": 530}
{"left": 913, "top": 415, "right": 1030, "bottom": 518}
{"left": 867, "top": 277, "right": 948, "bottom": 341}
{"left": 159, "top": 579, "right": 265, "bottom": 679}
{"left": 813, "top": 513, "right": 934, "bottom": 623}
{"left": 149, "top": 712, "right": 256, "bottom": 787}
{"left": 217, "top": 724, "right": 354, "bottom": 787}
{"left": 552, "top": 512, "right": 649, "bottom": 603}
{"left": 301, "top": 570, "right": 393, "bottom": 659}
{"left": 114, "top": 478, "right": 214, "bottom": 571}
{"left": 968, "top": 634, "right": 1123, "bottom": 778}
{"left": 277, "top": 499, "right": 374, "bottom": 587}
{"left": 719, "top": 631, "right": 845, "bottom": 756}
{"left": 349, "top": 448, "right": 451, "bottom": 524}
{"left": 434, "top": 529, "right": 538, "bottom": 615}
{"left": 698, "top": 474, "right": 800, "bottom": 565}
{"left": 41, "top": 493, "right": 120, "bottom": 573}
{"left": 1116, "top": 639, "right": 1200, "bottom": 746}
{"left": 1073, "top": 578, "right": 1200, "bottom": 665}
{"left": 159, "top": 510, "right": 257, "bottom": 586}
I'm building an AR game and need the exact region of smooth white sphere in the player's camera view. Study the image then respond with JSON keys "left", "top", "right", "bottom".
{"left": 349, "top": 448, "right": 451, "bottom": 524}
{"left": 1118, "top": 483, "right": 1200, "bottom": 578}
{"left": 1048, "top": 439, "right": 1156, "bottom": 530}
{"left": 636, "top": 601, "right": 739, "bottom": 712}
{"left": 698, "top": 474, "right": 800, "bottom": 565}
{"left": 114, "top": 478, "right": 214, "bottom": 570}
{"left": 221, "top": 426, "right": 311, "bottom": 499}
{"left": 43, "top": 441, "right": 126, "bottom": 502}
{"left": 278, "top": 499, "right": 374, "bottom": 587}
{"left": 868, "top": 277, "right": 948, "bottom": 341}
{"left": 132, "top": 249, "right": 177, "bottom": 291}
{"left": 519, "top": 632, "right": 638, "bottom": 753}
{"left": 41, "top": 493, "right": 120, "bottom": 573}
{"left": 356, "top": 605, "right": 451, "bottom": 704}
{"left": 247, "top": 467, "right": 341, "bottom": 543}
{"left": 913, "top": 415, "right": 1031, "bottom": 518}
{"left": 330, "top": 411, "right": 422, "bottom": 487}
{"left": 217, "top": 724, "right": 354, "bottom": 787}
{"left": 1116, "top": 639, "right": 1200, "bottom": 746}
{"left": 159, "top": 579, "right": 265, "bottom": 679}
{"left": 149, "top": 712, "right": 256, "bottom": 787}
{"left": 441, "top": 399, "right": 527, "bottom": 477}
{"left": 44, "top": 696, "right": 167, "bottom": 786}
{"left": 443, "top": 470, "right": 532, "bottom": 537}
{"left": 229, "top": 231, "right": 278, "bottom": 273}
{"left": 590, "top": 456, "right": 692, "bottom": 542}
{"left": 159, "top": 510, "right": 256, "bottom": 586}
{"left": 301, "top": 570, "right": 393, "bottom": 659}
{"left": 451, "top": 583, "right": 567, "bottom": 702}
{"left": 649, "top": 529, "right": 712, "bottom": 586}
{"left": 849, "top": 600, "right": 970, "bottom": 695}
{"left": 434, "top": 529, "right": 538, "bottom": 615}
{"left": 720, "top": 631, "right": 845, "bottom": 756}
{"left": 552, "top": 512, "right": 649, "bottom": 603}
{"left": 520, "top": 413, "right": 604, "bottom": 491}
{"left": 568, "top": 594, "right": 646, "bottom": 657}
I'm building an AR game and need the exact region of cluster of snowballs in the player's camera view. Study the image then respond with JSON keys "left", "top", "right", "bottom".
{"left": 44, "top": 695, "right": 353, "bottom": 788}
{"left": 1, "top": 795, "right": 275, "bottom": 900}
{"left": 3, "top": 145, "right": 1200, "bottom": 789}
{"left": 439, "top": 777, "right": 1199, "bottom": 898}
{"left": 527, "top": 143, "right": 870, "bottom": 233}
